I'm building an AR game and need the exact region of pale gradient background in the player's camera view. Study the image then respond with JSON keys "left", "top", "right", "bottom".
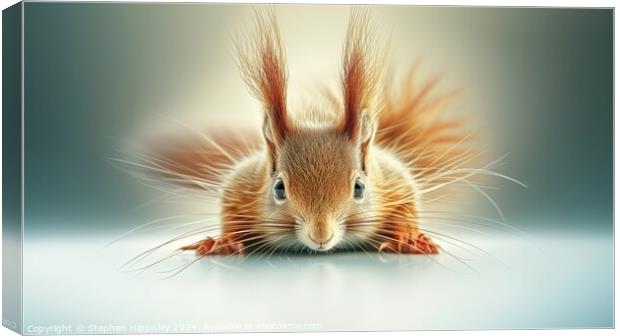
{"left": 18, "top": 3, "right": 612, "bottom": 333}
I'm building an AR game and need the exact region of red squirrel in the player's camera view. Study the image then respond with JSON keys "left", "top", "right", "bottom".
{"left": 134, "top": 9, "right": 485, "bottom": 256}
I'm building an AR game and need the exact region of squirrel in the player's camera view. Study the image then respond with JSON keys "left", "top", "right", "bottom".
{"left": 132, "top": 9, "right": 481, "bottom": 257}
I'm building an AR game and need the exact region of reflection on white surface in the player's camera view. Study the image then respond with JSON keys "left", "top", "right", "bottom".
{"left": 22, "top": 231, "right": 612, "bottom": 334}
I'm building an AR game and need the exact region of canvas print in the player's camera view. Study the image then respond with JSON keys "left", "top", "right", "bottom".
{"left": 2, "top": 2, "right": 613, "bottom": 334}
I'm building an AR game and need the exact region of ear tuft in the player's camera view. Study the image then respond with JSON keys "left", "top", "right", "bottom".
{"left": 235, "top": 8, "right": 289, "bottom": 144}
{"left": 341, "top": 7, "right": 387, "bottom": 141}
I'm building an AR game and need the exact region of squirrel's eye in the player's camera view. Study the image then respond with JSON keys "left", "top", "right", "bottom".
{"left": 273, "top": 178, "right": 286, "bottom": 201}
{"left": 353, "top": 178, "right": 365, "bottom": 199}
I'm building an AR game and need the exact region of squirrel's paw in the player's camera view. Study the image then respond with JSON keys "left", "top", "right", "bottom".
{"left": 378, "top": 233, "right": 440, "bottom": 254}
{"left": 180, "top": 236, "right": 245, "bottom": 256}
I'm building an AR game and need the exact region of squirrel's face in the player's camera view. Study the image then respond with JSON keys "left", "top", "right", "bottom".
{"left": 264, "top": 127, "right": 375, "bottom": 252}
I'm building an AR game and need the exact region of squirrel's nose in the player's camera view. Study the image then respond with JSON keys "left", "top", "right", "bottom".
{"left": 308, "top": 232, "right": 335, "bottom": 249}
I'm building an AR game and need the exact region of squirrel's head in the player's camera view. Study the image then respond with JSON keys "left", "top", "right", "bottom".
{"left": 263, "top": 115, "right": 376, "bottom": 251}
{"left": 237, "top": 9, "right": 383, "bottom": 251}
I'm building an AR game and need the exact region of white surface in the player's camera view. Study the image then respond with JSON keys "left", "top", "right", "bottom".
{"left": 21, "top": 231, "right": 612, "bottom": 334}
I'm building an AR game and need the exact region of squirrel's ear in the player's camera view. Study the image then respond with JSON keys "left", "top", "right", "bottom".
{"left": 261, "top": 111, "right": 287, "bottom": 172}
{"left": 340, "top": 8, "right": 384, "bottom": 172}
{"left": 236, "top": 10, "right": 289, "bottom": 142}
{"left": 235, "top": 9, "right": 289, "bottom": 170}
{"left": 340, "top": 8, "right": 383, "bottom": 143}
{"left": 358, "top": 109, "right": 377, "bottom": 173}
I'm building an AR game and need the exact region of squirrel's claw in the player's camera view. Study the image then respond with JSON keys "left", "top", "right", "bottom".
{"left": 180, "top": 236, "right": 245, "bottom": 256}
{"left": 410, "top": 233, "right": 440, "bottom": 254}
{"left": 378, "top": 233, "right": 439, "bottom": 255}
